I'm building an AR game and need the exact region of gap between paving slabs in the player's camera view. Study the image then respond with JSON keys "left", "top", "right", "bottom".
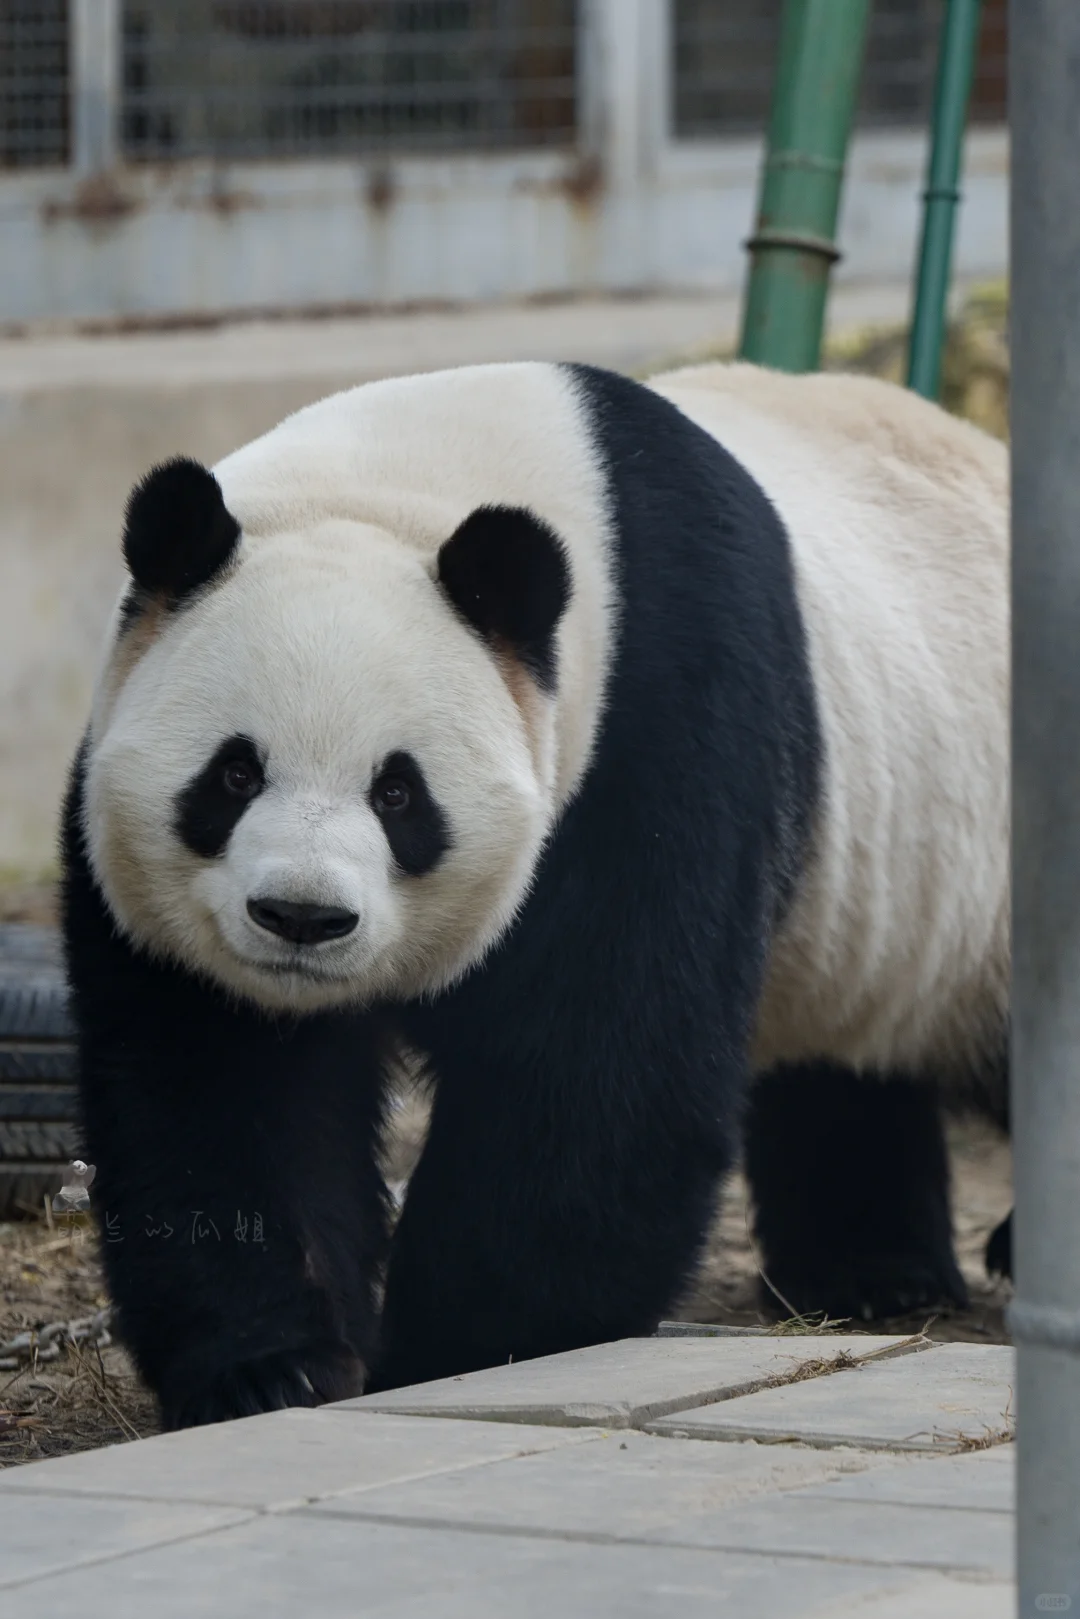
{"left": 349, "top": 1329, "right": 938, "bottom": 1434}
{"left": 646, "top": 1343, "right": 1016, "bottom": 1454}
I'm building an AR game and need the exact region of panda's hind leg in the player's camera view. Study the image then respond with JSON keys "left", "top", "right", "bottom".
{"left": 986, "top": 1210, "right": 1012, "bottom": 1280}
{"left": 744, "top": 1061, "right": 969, "bottom": 1322}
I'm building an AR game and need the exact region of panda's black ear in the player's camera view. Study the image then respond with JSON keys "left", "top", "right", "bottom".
{"left": 437, "top": 506, "right": 571, "bottom": 692}
{"left": 122, "top": 458, "right": 241, "bottom": 601}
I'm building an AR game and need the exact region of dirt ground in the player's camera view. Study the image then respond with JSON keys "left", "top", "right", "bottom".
{"left": 0, "top": 1084, "right": 1013, "bottom": 1470}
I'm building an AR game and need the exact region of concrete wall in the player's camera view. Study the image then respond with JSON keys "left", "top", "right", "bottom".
{"left": 3, "top": 0, "right": 1007, "bottom": 329}
{"left": 1, "top": 374, "right": 326, "bottom": 876}
{"left": 2, "top": 129, "right": 1007, "bottom": 330}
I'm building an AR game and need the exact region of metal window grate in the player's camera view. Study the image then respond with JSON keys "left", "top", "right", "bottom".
{"left": 0, "top": 0, "right": 69, "bottom": 169}
{"left": 121, "top": 0, "right": 578, "bottom": 162}
{"left": 673, "top": 0, "right": 1007, "bottom": 140}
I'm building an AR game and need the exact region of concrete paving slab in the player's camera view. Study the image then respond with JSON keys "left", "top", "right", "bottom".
{"left": 307, "top": 1432, "right": 1009, "bottom": 1575}
{"left": 656, "top": 1496, "right": 1010, "bottom": 1576}
{"left": 350, "top": 1334, "right": 913, "bottom": 1429}
{"left": 0, "top": 1492, "right": 251, "bottom": 1591}
{"left": 0, "top": 1510, "right": 980, "bottom": 1619}
{"left": 802, "top": 1443, "right": 1015, "bottom": 1512}
{"left": 0, "top": 1411, "right": 600, "bottom": 1511}
{"left": 0, "top": 1339, "right": 1019, "bottom": 1616}
{"left": 648, "top": 1344, "right": 1015, "bottom": 1452}
{"left": 306, "top": 1429, "right": 888, "bottom": 1535}
{"left": 818, "top": 1575, "right": 1014, "bottom": 1619}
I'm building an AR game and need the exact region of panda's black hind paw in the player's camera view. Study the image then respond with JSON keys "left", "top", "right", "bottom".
{"left": 985, "top": 1211, "right": 1012, "bottom": 1280}
{"left": 759, "top": 1250, "right": 970, "bottom": 1325}
{"left": 160, "top": 1342, "right": 366, "bottom": 1431}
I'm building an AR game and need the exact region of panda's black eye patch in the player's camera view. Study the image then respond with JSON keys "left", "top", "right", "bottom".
{"left": 370, "top": 752, "right": 450, "bottom": 877}
{"left": 175, "top": 735, "right": 264, "bottom": 859}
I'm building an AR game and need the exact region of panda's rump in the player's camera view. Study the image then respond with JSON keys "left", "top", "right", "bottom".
{"left": 649, "top": 365, "right": 1009, "bottom": 1079}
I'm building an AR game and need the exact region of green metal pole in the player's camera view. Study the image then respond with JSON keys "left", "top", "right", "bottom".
{"left": 739, "top": 0, "right": 871, "bottom": 373}
{"left": 906, "top": 0, "right": 983, "bottom": 399}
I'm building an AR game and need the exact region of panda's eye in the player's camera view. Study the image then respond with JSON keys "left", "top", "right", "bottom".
{"left": 372, "top": 776, "right": 411, "bottom": 815}
{"left": 223, "top": 759, "right": 261, "bottom": 798}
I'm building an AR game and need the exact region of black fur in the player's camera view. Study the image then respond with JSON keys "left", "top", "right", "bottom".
{"left": 371, "top": 751, "right": 451, "bottom": 877}
{"left": 123, "top": 458, "right": 241, "bottom": 602}
{"left": 966, "top": 1041, "right": 1013, "bottom": 1283}
{"left": 744, "top": 1060, "right": 969, "bottom": 1321}
{"left": 437, "top": 505, "right": 571, "bottom": 691}
{"left": 62, "top": 746, "right": 388, "bottom": 1430}
{"left": 62, "top": 365, "right": 823, "bottom": 1420}
{"left": 986, "top": 1210, "right": 1012, "bottom": 1279}
{"left": 175, "top": 735, "right": 264, "bottom": 859}
{"left": 370, "top": 365, "right": 823, "bottom": 1388}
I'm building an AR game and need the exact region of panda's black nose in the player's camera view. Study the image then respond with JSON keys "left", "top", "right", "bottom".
{"left": 247, "top": 897, "right": 359, "bottom": 946}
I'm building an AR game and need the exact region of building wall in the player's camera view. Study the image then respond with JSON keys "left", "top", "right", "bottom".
{"left": 0, "top": 0, "right": 1007, "bottom": 327}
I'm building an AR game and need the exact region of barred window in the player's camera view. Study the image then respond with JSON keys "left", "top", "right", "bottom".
{"left": 673, "top": 0, "right": 1007, "bottom": 140}
{"left": 121, "top": 0, "right": 578, "bottom": 162}
{"left": 0, "top": 0, "right": 69, "bottom": 168}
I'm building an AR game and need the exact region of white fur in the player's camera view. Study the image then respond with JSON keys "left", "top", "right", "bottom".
{"left": 85, "top": 363, "right": 614, "bottom": 1012}
{"left": 650, "top": 364, "right": 1009, "bottom": 1078}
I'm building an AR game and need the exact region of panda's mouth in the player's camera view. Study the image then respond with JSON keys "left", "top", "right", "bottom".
{"left": 249, "top": 956, "right": 354, "bottom": 985}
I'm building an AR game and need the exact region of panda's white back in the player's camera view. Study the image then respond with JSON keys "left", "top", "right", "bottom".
{"left": 649, "top": 363, "right": 1008, "bottom": 1080}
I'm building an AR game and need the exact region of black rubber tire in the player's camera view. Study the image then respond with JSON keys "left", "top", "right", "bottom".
{"left": 0, "top": 978, "right": 74, "bottom": 1055}
{"left": 0, "top": 924, "right": 79, "bottom": 1216}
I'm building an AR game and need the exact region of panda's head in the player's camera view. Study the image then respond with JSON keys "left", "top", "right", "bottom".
{"left": 84, "top": 458, "right": 571, "bottom": 1013}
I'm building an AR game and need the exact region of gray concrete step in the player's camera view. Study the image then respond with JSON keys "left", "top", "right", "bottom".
{"left": 0, "top": 1409, "right": 598, "bottom": 1513}
{"left": 0, "top": 1335, "right": 1016, "bottom": 1616}
{"left": 647, "top": 1343, "right": 1015, "bottom": 1452}
{"left": 352, "top": 1333, "right": 916, "bottom": 1429}
{"left": 0, "top": 1507, "right": 1012, "bottom": 1619}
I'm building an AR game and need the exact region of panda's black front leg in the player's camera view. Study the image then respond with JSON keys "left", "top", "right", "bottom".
{"left": 370, "top": 917, "right": 746, "bottom": 1392}
{"left": 372, "top": 1042, "right": 732, "bottom": 1392}
{"left": 64, "top": 844, "right": 388, "bottom": 1428}
{"left": 744, "top": 1061, "right": 969, "bottom": 1321}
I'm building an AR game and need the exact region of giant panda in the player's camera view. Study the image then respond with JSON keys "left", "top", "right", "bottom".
{"left": 61, "top": 360, "right": 1009, "bottom": 1429}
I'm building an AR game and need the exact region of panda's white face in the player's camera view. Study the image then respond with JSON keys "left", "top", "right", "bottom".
{"left": 86, "top": 521, "right": 556, "bottom": 1014}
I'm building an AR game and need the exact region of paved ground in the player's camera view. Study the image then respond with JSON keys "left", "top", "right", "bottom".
{"left": 0, "top": 1329, "right": 1015, "bottom": 1616}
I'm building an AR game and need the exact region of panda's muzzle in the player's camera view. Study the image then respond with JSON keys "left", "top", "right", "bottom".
{"left": 246, "top": 897, "right": 359, "bottom": 946}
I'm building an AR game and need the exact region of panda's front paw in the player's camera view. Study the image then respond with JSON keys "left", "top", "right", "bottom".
{"left": 760, "top": 1250, "right": 970, "bottom": 1324}
{"left": 161, "top": 1343, "right": 366, "bottom": 1430}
